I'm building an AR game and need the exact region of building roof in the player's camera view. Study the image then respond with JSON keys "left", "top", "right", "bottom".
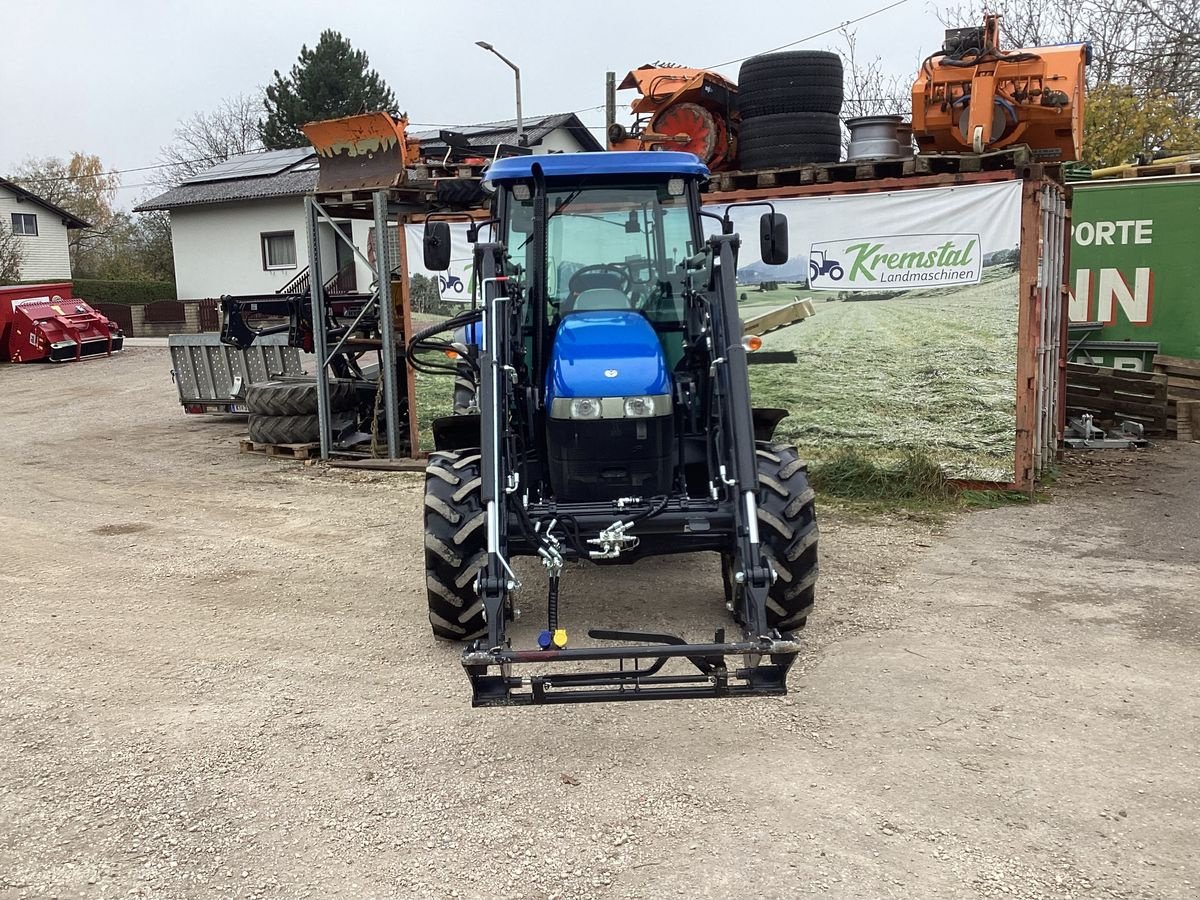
{"left": 486, "top": 151, "right": 708, "bottom": 183}
{"left": 0, "top": 178, "right": 92, "bottom": 229}
{"left": 135, "top": 112, "right": 604, "bottom": 212}
{"left": 413, "top": 112, "right": 603, "bottom": 156}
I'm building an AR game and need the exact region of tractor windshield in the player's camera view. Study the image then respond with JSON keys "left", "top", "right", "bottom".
{"left": 505, "top": 182, "right": 697, "bottom": 326}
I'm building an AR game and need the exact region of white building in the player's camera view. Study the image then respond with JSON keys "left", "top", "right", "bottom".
{"left": 136, "top": 113, "right": 603, "bottom": 300}
{"left": 0, "top": 178, "right": 90, "bottom": 280}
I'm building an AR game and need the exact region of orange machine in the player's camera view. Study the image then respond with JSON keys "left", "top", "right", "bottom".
{"left": 912, "top": 15, "right": 1088, "bottom": 160}
{"left": 607, "top": 65, "right": 738, "bottom": 170}
{"left": 301, "top": 112, "right": 423, "bottom": 193}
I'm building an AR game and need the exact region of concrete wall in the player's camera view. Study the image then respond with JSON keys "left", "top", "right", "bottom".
{"left": 0, "top": 186, "right": 73, "bottom": 279}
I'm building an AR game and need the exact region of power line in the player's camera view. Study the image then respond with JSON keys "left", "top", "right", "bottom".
{"left": 703, "top": 0, "right": 911, "bottom": 69}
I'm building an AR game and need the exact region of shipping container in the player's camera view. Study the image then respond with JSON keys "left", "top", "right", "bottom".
{"left": 1068, "top": 175, "right": 1200, "bottom": 368}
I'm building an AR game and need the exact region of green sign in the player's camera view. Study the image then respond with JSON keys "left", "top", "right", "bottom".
{"left": 1069, "top": 177, "right": 1200, "bottom": 362}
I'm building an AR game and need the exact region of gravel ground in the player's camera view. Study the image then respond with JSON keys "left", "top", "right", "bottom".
{"left": 2, "top": 347, "right": 1198, "bottom": 900}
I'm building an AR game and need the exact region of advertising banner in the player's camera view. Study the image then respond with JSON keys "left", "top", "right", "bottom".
{"left": 712, "top": 180, "right": 1023, "bottom": 482}
{"left": 1069, "top": 178, "right": 1200, "bottom": 364}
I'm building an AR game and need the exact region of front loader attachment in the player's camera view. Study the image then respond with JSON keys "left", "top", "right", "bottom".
{"left": 301, "top": 112, "right": 421, "bottom": 193}
{"left": 463, "top": 629, "right": 801, "bottom": 706}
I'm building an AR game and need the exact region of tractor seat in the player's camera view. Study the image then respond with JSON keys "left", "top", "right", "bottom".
{"left": 564, "top": 288, "right": 632, "bottom": 313}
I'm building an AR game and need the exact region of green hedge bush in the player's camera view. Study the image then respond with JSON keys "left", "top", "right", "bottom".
{"left": 71, "top": 279, "right": 177, "bottom": 305}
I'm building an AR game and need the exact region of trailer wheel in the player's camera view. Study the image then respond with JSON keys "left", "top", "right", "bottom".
{"left": 737, "top": 51, "right": 844, "bottom": 117}
{"left": 423, "top": 448, "right": 488, "bottom": 641}
{"left": 726, "top": 442, "right": 818, "bottom": 632}
{"left": 244, "top": 379, "right": 358, "bottom": 416}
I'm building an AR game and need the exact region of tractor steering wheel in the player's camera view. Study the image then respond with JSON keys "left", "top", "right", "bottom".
{"left": 568, "top": 263, "right": 632, "bottom": 296}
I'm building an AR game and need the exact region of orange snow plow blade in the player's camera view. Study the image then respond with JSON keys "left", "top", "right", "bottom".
{"left": 301, "top": 112, "right": 421, "bottom": 193}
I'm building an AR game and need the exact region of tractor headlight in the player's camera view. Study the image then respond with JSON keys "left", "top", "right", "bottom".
{"left": 570, "top": 398, "right": 602, "bottom": 420}
{"left": 623, "top": 396, "right": 657, "bottom": 418}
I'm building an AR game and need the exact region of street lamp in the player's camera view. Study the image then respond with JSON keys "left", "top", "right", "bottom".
{"left": 475, "top": 40, "right": 524, "bottom": 146}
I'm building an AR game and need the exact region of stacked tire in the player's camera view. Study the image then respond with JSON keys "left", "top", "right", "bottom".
{"left": 244, "top": 379, "right": 358, "bottom": 444}
{"left": 737, "top": 51, "right": 844, "bottom": 170}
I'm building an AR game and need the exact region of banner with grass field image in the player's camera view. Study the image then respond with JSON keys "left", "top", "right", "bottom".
{"left": 710, "top": 180, "right": 1023, "bottom": 483}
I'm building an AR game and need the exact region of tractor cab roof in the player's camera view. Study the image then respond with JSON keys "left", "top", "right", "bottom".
{"left": 485, "top": 151, "right": 709, "bottom": 185}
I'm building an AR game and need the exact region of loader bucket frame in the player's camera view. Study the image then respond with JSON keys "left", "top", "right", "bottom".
{"left": 301, "top": 112, "right": 421, "bottom": 193}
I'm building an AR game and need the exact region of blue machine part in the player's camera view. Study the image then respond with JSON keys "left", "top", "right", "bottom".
{"left": 455, "top": 320, "right": 482, "bottom": 348}
{"left": 545, "top": 311, "right": 671, "bottom": 404}
{"left": 486, "top": 151, "right": 709, "bottom": 185}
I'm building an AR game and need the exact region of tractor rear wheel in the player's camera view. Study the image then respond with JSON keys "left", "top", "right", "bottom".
{"left": 724, "top": 442, "right": 818, "bottom": 632}
{"left": 423, "top": 448, "right": 488, "bottom": 641}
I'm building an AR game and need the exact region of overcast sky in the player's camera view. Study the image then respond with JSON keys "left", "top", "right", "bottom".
{"left": 1, "top": 0, "right": 941, "bottom": 208}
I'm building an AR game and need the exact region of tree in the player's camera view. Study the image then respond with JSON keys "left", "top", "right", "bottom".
{"left": 1085, "top": 82, "right": 1200, "bottom": 166}
{"left": 836, "top": 29, "right": 913, "bottom": 152}
{"left": 155, "top": 94, "right": 264, "bottom": 188}
{"left": 0, "top": 221, "right": 24, "bottom": 282}
{"left": 10, "top": 153, "right": 120, "bottom": 275}
{"left": 260, "top": 31, "right": 398, "bottom": 150}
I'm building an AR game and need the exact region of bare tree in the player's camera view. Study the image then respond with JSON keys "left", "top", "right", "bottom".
{"left": 838, "top": 29, "right": 912, "bottom": 121}
{"left": 154, "top": 94, "right": 264, "bottom": 188}
{"left": 0, "top": 221, "right": 24, "bottom": 282}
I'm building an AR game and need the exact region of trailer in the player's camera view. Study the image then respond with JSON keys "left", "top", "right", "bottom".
{"left": 169, "top": 332, "right": 306, "bottom": 414}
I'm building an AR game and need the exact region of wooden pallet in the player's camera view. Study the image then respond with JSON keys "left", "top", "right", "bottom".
{"left": 1121, "top": 158, "right": 1200, "bottom": 179}
{"left": 238, "top": 438, "right": 321, "bottom": 460}
{"left": 709, "top": 145, "right": 1033, "bottom": 193}
{"left": 1065, "top": 362, "right": 1169, "bottom": 435}
{"left": 1151, "top": 354, "right": 1200, "bottom": 438}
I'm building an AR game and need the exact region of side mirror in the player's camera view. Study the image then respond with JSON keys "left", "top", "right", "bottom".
{"left": 760, "top": 213, "right": 789, "bottom": 266}
{"left": 423, "top": 221, "right": 452, "bottom": 271}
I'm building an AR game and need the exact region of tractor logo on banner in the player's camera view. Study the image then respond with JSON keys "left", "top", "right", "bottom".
{"left": 808, "top": 233, "right": 983, "bottom": 291}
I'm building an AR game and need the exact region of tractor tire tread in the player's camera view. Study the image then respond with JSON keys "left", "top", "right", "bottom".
{"left": 244, "top": 379, "right": 358, "bottom": 416}
{"left": 246, "top": 414, "right": 321, "bottom": 445}
{"left": 424, "top": 449, "right": 488, "bottom": 640}
{"left": 753, "top": 441, "right": 818, "bottom": 631}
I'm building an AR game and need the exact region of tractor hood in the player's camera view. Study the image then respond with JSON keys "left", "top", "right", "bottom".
{"left": 546, "top": 311, "right": 670, "bottom": 413}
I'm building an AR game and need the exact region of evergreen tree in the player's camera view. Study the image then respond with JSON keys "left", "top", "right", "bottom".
{"left": 260, "top": 31, "right": 398, "bottom": 150}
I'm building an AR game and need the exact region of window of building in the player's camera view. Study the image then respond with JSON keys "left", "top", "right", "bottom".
{"left": 261, "top": 231, "right": 297, "bottom": 269}
{"left": 11, "top": 213, "right": 37, "bottom": 236}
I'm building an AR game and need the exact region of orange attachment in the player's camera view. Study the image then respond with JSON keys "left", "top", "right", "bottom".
{"left": 911, "top": 15, "right": 1088, "bottom": 161}
{"left": 301, "top": 112, "right": 422, "bottom": 193}
{"left": 608, "top": 65, "right": 738, "bottom": 170}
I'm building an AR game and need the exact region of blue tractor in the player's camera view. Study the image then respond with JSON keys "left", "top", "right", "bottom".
{"left": 408, "top": 151, "right": 817, "bottom": 705}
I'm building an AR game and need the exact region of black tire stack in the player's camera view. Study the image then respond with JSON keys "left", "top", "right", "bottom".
{"left": 244, "top": 379, "right": 358, "bottom": 445}
{"left": 736, "top": 51, "right": 844, "bottom": 170}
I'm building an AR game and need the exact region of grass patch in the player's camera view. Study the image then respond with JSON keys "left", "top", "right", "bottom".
{"left": 810, "top": 446, "right": 952, "bottom": 502}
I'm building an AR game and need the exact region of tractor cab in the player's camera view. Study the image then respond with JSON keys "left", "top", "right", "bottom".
{"left": 491, "top": 154, "right": 707, "bottom": 502}
{"left": 424, "top": 152, "right": 786, "bottom": 503}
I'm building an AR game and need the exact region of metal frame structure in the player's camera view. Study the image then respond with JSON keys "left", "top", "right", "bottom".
{"left": 303, "top": 191, "right": 420, "bottom": 459}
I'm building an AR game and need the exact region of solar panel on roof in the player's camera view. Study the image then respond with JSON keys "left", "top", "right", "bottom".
{"left": 182, "top": 147, "right": 316, "bottom": 184}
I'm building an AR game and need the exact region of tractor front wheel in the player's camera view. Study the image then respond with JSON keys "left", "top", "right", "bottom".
{"left": 423, "top": 449, "right": 488, "bottom": 641}
{"left": 724, "top": 442, "right": 819, "bottom": 632}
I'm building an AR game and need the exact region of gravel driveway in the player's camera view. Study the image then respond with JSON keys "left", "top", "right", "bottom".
{"left": 2, "top": 347, "right": 1197, "bottom": 899}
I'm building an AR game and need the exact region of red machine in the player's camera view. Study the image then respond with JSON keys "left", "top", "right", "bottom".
{"left": 0, "top": 283, "right": 123, "bottom": 363}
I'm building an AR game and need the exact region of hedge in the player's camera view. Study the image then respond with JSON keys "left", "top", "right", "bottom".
{"left": 71, "top": 279, "right": 177, "bottom": 305}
